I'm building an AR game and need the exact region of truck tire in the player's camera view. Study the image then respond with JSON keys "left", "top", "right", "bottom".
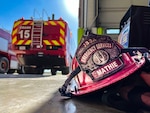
{"left": 21, "top": 66, "right": 44, "bottom": 74}
{"left": 37, "top": 68, "right": 44, "bottom": 74}
{"left": 51, "top": 69, "right": 57, "bottom": 75}
{"left": 33, "top": 68, "right": 44, "bottom": 74}
{"left": 22, "top": 66, "right": 32, "bottom": 74}
{"left": 62, "top": 67, "right": 69, "bottom": 75}
{"left": 0, "top": 57, "right": 9, "bottom": 73}
{"left": 17, "top": 66, "right": 23, "bottom": 74}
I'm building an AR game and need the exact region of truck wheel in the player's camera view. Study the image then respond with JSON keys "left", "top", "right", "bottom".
{"left": 37, "top": 68, "right": 44, "bottom": 74}
{"left": 17, "top": 66, "right": 23, "bottom": 74}
{"left": 51, "top": 69, "right": 56, "bottom": 75}
{"left": 33, "top": 68, "right": 44, "bottom": 74}
{"left": 62, "top": 67, "right": 69, "bottom": 75}
{"left": 22, "top": 66, "right": 32, "bottom": 74}
{"left": 0, "top": 57, "right": 9, "bottom": 73}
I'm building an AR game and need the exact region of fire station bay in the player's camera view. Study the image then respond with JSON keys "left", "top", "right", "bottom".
{"left": 0, "top": 0, "right": 150, "bottom": 113}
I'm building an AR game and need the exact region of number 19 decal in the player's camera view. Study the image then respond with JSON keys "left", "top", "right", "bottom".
{"left": 18, "top": 29, "right": 31, "bottom": 39}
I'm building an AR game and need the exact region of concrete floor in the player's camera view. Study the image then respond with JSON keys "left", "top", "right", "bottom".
{"left": 0, "top": 73, "right": 66, "bottom": 113}
{"left": 0, "top": 73, "right": 126, "bottom": 113}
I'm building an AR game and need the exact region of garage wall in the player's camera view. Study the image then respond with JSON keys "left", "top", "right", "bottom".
{"left": 79, "top": 0, "right": 148, "bottom": 40}
{"left": 98, "top": 0, "right": 148, "bottom": 28}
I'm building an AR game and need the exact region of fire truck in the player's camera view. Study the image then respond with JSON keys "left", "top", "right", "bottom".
{"left": 0, "top": 28, "right": 19, "bottom": 73}
{"left": 11, "top": 16, "right": 72, "bottom": 75}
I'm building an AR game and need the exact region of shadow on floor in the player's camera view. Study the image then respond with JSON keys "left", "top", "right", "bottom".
{"left": 31, "top": 91, "right": 125, "bottom": 113}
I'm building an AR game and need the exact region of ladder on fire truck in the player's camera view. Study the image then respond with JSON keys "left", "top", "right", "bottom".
{"left": 31, "top": 20, "right": 43, "bottom": 48}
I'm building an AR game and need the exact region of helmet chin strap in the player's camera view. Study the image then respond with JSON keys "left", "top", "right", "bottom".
{"left": 59, "top": 66, "right": 81, "bottom": 97}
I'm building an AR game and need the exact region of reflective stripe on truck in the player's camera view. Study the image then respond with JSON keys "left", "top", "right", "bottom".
{"left": 12, "top": 20, "right": 66, "bottom": 46}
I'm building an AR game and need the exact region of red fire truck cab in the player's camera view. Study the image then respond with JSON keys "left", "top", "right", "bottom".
{"left": 12, "top": 17, "right": 72, "bottom": 75}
